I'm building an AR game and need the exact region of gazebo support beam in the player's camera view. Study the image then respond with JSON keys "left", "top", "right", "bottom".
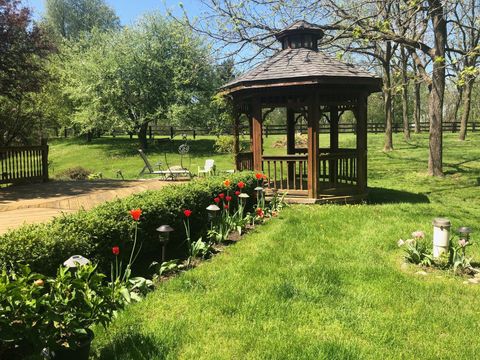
{"left": 307, "top": 92, "right": 320, "bottom": 198}
{"left": 356, "top": 94, "right": 368, "bottom": 193}
{"left": 329, "top": 106, "right": 339, "bottom": 184}
{"left": 252, "top": 98, "right": 263, "bottom": 171}
{"left": 286, "top": 108, "right": 296, "bottom": 185}
{"left": 233, "top": 111, "right": 240, "bottom": 170}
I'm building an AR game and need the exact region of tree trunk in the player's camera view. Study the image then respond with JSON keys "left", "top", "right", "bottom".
{"left": 138, "top": 122, "right": 149, "bottom": 150}
{"left": 401, "top": 46, "right": 410, "bottom": 140}
{"left": 383, "top": 42, "right": 393, "bottom": 151}
{"left": 459, "top": 78, "right": 474, "bottom": 141}
{"left": 452, "top": 86, "right": 463, "bottom": 123}
{"left": 427, "top": 0, "right": 446, "bottom": 177}
{"left": 414, "top": 81, "right": 421, "bottom": 133}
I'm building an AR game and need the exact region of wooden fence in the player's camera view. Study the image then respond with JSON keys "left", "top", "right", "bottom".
{"left": 264, "top": 121, "right": 478, "bottom": 136}
{"left": 53, "top": 120, "right": 478, "bottom": 140}
{"left": 0, "top": 142, "right": 49, "bottom": 185}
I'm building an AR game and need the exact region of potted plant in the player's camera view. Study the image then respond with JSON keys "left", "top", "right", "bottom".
{"left": 42, "top": 264, "right": 121, "bottom": 360}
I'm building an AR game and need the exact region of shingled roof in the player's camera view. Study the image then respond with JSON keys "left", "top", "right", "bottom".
{"left": 222, "top": 21, "right": 381, "bottom": 94}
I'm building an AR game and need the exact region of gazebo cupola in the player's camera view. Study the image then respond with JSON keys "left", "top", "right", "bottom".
{"left": 275, "top": 20, "right": 324, "bottom": 50}
{"left": 222, "top": 20, "right": 382, "bottom": 204}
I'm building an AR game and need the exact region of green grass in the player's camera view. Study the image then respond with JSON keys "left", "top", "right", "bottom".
{"left": 54, "top": 132, "right": 480, "bottom": 359}
{"left": 48, "top": 133, "right": 354, "bottom": 179}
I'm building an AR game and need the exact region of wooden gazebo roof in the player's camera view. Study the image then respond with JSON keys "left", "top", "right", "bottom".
{"left": 222, "top": 21, "right": 381, "bottom": 94}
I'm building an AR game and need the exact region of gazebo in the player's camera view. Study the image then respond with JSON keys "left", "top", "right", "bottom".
{"left": 222, "top": 21, "right": 382, "bottom": 203}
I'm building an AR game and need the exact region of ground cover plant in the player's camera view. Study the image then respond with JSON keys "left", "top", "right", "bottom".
{"left": 82, "top": 132, "right": 480, "bottom": 359}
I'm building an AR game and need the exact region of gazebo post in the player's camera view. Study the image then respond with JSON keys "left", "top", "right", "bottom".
{"left": 286, "top": 108, "right": 296, "bottom": 185}
{"left": 233, "top": 109, "right": 240, "bottom": 170}
{"left": 307, "top": 92, "right": 319, "bottom": 199}
{"left": 329, "top": 106, "right": 339, "bottom": 184}
{"left": 356, "top": 94, "right": 368, "bottom": 193}
{"left": 251, "top": 98, "right": 263, "bottom": 171}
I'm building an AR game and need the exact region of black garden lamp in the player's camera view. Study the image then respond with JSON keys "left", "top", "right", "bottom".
{"left": 156, "top": 225, "right": 174, "bottom": 263}
{"left": 458, "top": 226, "right": 472, "bottom": 242}
{"left": 63, "top": 255, "right": 90, "bottom": 270}
{"left": 254, "top": 186, "right": 264, "bottom": 205}
{"left": 206, "top": 204, "right": 221, "bottom": 225}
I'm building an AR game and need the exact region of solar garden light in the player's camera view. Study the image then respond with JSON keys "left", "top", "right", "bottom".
{"left": 458, "top": 226, "right": 472, "bottom": 242}
{"left": 254, "top": 186, "right": 264, "bottom": 206}
{"left": 238, "top": 192, "right": 250, "bottom": 216}
{"left": 206, "top": 204, "right": 221, "bottom": 231}
{"left": 63, "top": 255, "right": 90, "bottom": 269}
{"left": 432, "top": 218, "right": 451, "bottom": 258}
{"left": 156, "top": 225, "right": 174, "bottom": 263}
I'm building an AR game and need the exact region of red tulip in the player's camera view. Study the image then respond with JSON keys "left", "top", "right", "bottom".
{"left": 219, "top": 193, "right": 225, "bottom": 199}
{"left": 237, "top": 181, "right": 245, "bottom": 189}
{"left": 129, "top": 208, "right": 142, "bottom": 221}
{"left": 184, "top": 209, "right": 192, "bottom": 217}
{"left": 235, "top": 191, "right": 240, "bottom": 196}
{"left": 112, "top": 246, "right": 120, "bottom": 256}
{"left": 256, "top": 208, "right": 264, "bottom": 218}
{"left": 255, "top": 173, "right": 263, "bottom": 180}
{"left": 224, "top": 204, "right": 229, "bottom": 210}
{"left": 214, "top": 197, "right": 220, "bottom": 203}
{"left": 226, "top": 195, "right": 232, "bottom": 202}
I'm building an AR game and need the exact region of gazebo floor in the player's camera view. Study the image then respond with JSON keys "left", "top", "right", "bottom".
{"left": 265, "top": 181, "right": 366, "bottom": 204}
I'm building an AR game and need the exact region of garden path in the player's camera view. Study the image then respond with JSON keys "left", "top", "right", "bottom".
{"left": 0, "top": 179, "right": 179, "bottom": 234}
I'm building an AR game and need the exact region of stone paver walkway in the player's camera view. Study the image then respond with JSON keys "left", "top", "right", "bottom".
{"left": 0, "top": 179, "right": 177, "bottom": 234}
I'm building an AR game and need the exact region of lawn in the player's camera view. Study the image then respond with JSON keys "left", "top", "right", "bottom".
{"left": 79, "top": 131, "right": 480, "bottom": 359}
{"left": 47, "top": 133, "right": 356, "bottom": 180}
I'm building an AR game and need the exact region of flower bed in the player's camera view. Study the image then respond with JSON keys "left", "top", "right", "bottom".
{"left": 0, "top": 174, "right": 257, "bottom": 276}
{"left": 1, "top": 172, "right": 286, "bottom": 359}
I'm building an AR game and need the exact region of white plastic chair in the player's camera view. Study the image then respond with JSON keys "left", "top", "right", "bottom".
{"left": 198, "top": 159, "right": 215, "bottom": 177}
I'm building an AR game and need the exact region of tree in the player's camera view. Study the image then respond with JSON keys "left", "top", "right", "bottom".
{"left": 448, "top": 0, "right": 480, "bottom": 141}
{"left": 180, "top": 0, "right": 451, "bottom": 176}
{"left": 0, "top": 0, "right": 53, "bottom": 145}
{"left": 43, "top": 0, "right": 120, "bottom": 40}
{"left": 60, "top": 15, "right": 216, "bottom": 148}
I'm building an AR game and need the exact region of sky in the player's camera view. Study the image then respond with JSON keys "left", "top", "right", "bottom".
{"left": 24, "top": 0, "right": 203, "bottom": 25}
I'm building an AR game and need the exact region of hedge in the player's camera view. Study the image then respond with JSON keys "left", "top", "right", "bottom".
{"left": 0, "top": 173, "right": 257, "bottom": 275}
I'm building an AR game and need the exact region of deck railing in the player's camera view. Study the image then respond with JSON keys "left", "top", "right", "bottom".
{"left": 262, "top": 155, "right": 308, "bottom": 192}
{"left": 318, "top": 149, "right": 357, "bottom": 186}
{"left": 236, "top": 151, "right": 254, "bottom": 171}
{"left": 0, "top": 144, "right": 49, "bottom": 184}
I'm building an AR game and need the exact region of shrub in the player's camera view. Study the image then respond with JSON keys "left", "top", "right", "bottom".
{"left": 214, "top": 136, "right": 235, "bottom": 153}
{"left": 213, "top": 136, "right": 249, "bottom": 153}
{"left": 56, "top": 166, "right": 92, "bottom": 180}
{"left": 0, "top": 173, "right": 256, "bottom": 276}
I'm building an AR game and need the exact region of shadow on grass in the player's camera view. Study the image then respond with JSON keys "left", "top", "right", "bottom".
{"left": 368, "top": 187, "right": 430, "bottom": 204}
{"left": 97, "top": 332, "right": 171, "bottom": 360}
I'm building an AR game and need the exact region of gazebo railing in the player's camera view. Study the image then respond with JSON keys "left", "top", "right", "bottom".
{"left": 262, "top": 155, "right": 308, "bottom": 192}
{"left": 235, "top": 151, "right": 254, "bottom": 171}
{"left": 318, "top": 149, "right": 357, "bottom": 186}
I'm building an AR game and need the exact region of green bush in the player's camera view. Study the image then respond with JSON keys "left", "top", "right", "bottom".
{"left": 0, "top": 173, "right": 256, "bottom": 276}
{"left": 55, "top": 166, "right": 92, "bottom": 180}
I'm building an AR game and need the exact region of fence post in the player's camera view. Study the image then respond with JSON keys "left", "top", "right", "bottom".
{"left": 265, "top": 125, "right": 269, "bottom": 138}
{"left": 193, "top": 130, "right": 196, "bottom": 139}
{"left": 41, "top": 138, "right": 49, "bottom": 182}
{"left": 170, "top": 126, "right": 174, "bottom": 139}
{"left": 452, "top": 122, "right": 457, "bottom": 133}
{"left": 149, "top": 126, "right": 153, "bottom": 139}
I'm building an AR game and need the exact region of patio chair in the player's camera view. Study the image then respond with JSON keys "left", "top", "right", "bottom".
{"left": 198, "top": 159, "right": 215, "bottom": 177}
{"left": 138, "top": 149, "right": 191, "bottom": 180}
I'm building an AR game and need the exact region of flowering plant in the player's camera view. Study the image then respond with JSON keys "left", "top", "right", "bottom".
{"left": 449, "top": 235, "right": 474, "bottom": 274}
{"left": 398, "top": 230, "right": 432, "bottom": 266}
